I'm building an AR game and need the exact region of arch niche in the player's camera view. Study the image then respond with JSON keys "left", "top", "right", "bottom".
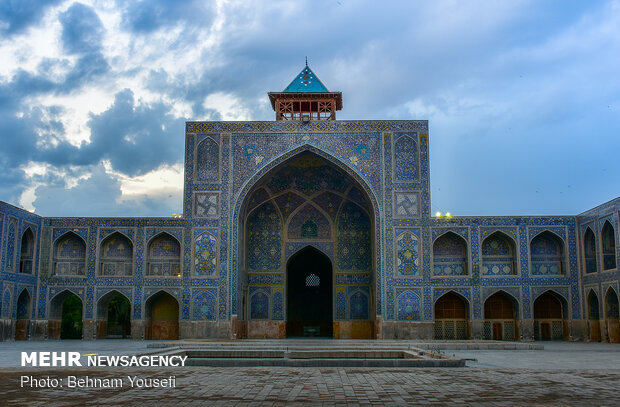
{"left": 533, "top": 290, "right": 567, "bottom": 341}
{"left": 96, "top": 290, "right": 131, "bottom": 339}
{"left": 15, "top": 289, "right": 32, "bottom": 340}
{"left": 49, "top": 290, "right": 83, "bottom": 339}
{"left": 483, "top": 291, "right": 518, "bottom": 341}
{"left": 236, "top": 149, "right": 378, "bottom": 339}
{"left": 587, "top": 290, "right": 601, "bottom": 342}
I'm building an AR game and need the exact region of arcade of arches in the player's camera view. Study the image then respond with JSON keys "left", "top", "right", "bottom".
{"left": 238, "top": 151, "right": 375, "bottom": 339}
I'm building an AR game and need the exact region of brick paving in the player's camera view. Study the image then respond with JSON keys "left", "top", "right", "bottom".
{"left": 2, "top": 367, "right": 620, "bottom": 406}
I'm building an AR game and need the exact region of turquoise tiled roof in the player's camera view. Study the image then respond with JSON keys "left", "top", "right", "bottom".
{"left": 283, "top": 65, "right": 330, "bottom": 93}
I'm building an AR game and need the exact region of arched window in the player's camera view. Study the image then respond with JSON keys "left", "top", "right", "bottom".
{"left": 584, "top": 228, "right": 596, "bottom": 274}
{"left": 433, "top": 232, "right": 468, "bottom": 276}
{"left": 530, "top": 231, "right": 564, "bottom": 275}
{"left": 53, "top": 232, "right": 86, "bottom": 276}
{"left": 481, "top": 231, "right": 516, "bottom": 275}
{"left": 601, "top": 221, "right": 617, "bottom": 270}
{"left": 100, "top": 232, "right": 133, "bottom": 276}
{"left": 19, "top": 228, "right": 35, "bottom": 274}
{"left": 147, "top": 233, "right": 181, "bottom": 276}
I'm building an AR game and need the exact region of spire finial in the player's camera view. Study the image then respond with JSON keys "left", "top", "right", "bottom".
{"left": 305, "top": 56, "right": 308, "bottom": 67}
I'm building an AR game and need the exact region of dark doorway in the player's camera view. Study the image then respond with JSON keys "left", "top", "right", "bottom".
{"left": 145, "top": 291, "right": 179, "bottom": 340}
{"left": 60, "top": 294, "right": 83, "bottom": 339}
{"left": 106, "top": 294, "right": 131, "bottom": 338}
{"left": 287, "top": 247, "right": 332, "bottom": 337}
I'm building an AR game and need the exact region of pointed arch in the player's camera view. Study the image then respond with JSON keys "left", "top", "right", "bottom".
{"left": 100, "top": 231, "right": 133, "bottom": 276}
{"left": 96, "top": 290, "right": 131, "bottom": 339}
{"left": 16, "top": 288, "right": 31, "bottom": 319}
{"left": 584, "top": 227, "right": 597, "bottom": 274}
{"left": 483, "top": 290, "right": 519, "bottom": 341}
{"left": 396, "top": 290, "right": 421, "bottom": 321}
{"left": 196, "top": 136, "right": 219, "bottom": 181}
{"left": 601, "top": 221, "right": 617, "bottom": 270}
{"left": 286, "top": 246, "right": 333, "bottom": 336}
{"left": 235, "top": 146, "right": 379, "bottom": 338}
{"left": 434, "top": 291, "right": 469, "bottom": 340}
{"left": 145, "top": 290, "right": 179, "bottom": 340}
{"left": 146, "top": 232, "right": 181, "bottom": 277}
{"left": 604, "top": 286, "right": 620, "bottom": 342}
{"left": 19, "top": 228, "right": 35, "bottom": 274}
{"left": 530, "top": 230, "right": 565, "bottom": 275}
{"left": 533, "top": 290, "right": 566, "bottom": 340}
{"left": 193, "top": 289, "right": 217, "bottom": 320}
{"left": 15, "top": 288, "right": 32, "bottom": 340}
{"left": 49, "top": 289, "right": 83, "bottom": 339}
{"left": 587, "top": 289, "right": 601, "bottom": 341}
{"left": 433, "top": 231, "right": 468, "bottom": 276}
{"left": 481, "top": 231, "right": 516, "bottom": 276}
{"left": 53, "top": 231, "right": 86, "bottom": 276}
{"left": 286, "top": 202, "right": 332, "bottom": 240}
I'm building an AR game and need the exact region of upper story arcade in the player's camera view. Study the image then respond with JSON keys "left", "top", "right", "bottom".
{"left": 268, "top": 62, "right": 342, "bottom": 121}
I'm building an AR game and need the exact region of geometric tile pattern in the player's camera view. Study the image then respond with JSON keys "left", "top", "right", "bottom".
{"left": 337, "top": 202, "right": 371, "bottom": 271}
{"left": 250, "top": 289, "right": 269, "bottom": 320}
{"left": 196, "top": 136, "right": 219, "bottom": 181}
{"left": 100, "top": 232, "right": 133, "bottom": 276}
{"left": 481, "top": 232, "right": 516, "bottom": 276}
{"left": 246, "top": 202, "right": 281, "bottom": 271}
{"left": 396, "top": 231, "right": 419, "bottom": 276}
{"left": 53, "top": 232, "right": 86, "bottom": 276}
{"left": 194, "top": 232, "right": 217, "bottom": 276}
{"left": 288, "top": 204, "right": 330, "bottom": 239}
{"left": 530, "top": 231, "right": 564, "bottom": 275}
{"left": 394, "top": 192, "right": 419, "bottom": 219}
{"left": 195, "top": 193, "right": 219, "bottom": 218}
{"left": 394, "top": 134, "right": 417, "bottom": 182}
{"left": 5, "top": 222, "right": 16, "bottom": 271}
{"left": 433, "top": 232, "right": 468, "bottom": 276}
{"left": 396, "top": 290, "right": 421, "bottom": 321}
{"left": 2, "top": 109, "right": 614, "bottom": 339}
{"left": 348, "top": 289, "right": 369, "bottom": 320}
{"left": 147, "top": 233, "right": 181, "bottom": 276}
{"left": 192, "top": 289, "right": 217, "bottom": 320}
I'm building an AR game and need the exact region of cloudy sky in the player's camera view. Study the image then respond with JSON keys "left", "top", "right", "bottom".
{"left": 1, "top": 0, "right": 619, "bottom": 217}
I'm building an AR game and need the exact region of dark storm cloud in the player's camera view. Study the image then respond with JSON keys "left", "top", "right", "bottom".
{"left": 121, "top": 0, "right": 214, "bottom": 33}
{"left": 32, "top": 163, "right": 181, "bottom": 217}
{"left": 81, "top": 89, "right": 185, "bottom": 176}
{"left": 0, "top": 0, "right": 63, "bottom": 35}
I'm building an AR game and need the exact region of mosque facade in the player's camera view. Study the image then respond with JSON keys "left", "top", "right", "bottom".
{"left": 0, "top": 65, "right": 619, "bottom": 342}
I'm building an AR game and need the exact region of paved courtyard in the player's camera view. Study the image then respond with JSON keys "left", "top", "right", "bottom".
{"left": 1, "top": 340, "right": 619, "bottom": 406}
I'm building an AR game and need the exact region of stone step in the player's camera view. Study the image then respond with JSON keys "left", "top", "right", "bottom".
{"left": 185, "top": 357, "right": 465, "bottom": 368}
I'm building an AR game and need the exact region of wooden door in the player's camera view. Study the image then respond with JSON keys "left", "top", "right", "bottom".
{"left": 492, "top": 322, "right": 502, "bottom": 340}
